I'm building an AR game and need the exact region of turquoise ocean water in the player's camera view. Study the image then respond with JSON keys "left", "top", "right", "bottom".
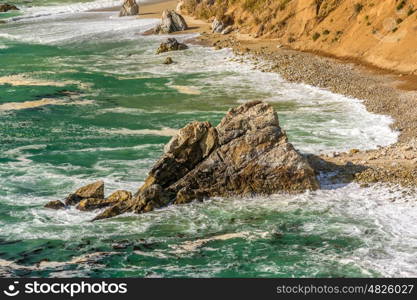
{"left": 0, "top": 0, "right": 416, "bottom": 278}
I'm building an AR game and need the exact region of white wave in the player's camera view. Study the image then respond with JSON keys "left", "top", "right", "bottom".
{"left": 171, "top": 232, "right": 250, "bottom": 253}
{"left": 12, "top": 0, "right": 163, "bottom": 21}
{"left": 1, "top": 182, "right": 416, "bottom": 277}
{"left": 104, "top": 127, "right": 178, "bottom": 137}
{"left": 0, "top": 98, "right": 61, "bottom": 111}
{"left": 169, "top": 85, "right": 202, "bottom": 95}
{"left": 0, "top": 251, "right": 118, "bottom": 272}
{"left": 3, "top": 11, "right": 159, "bottom": 44}
{"left": 0, "top": 74, "right": 79, "bottom": 86}
{"left": 121, "top": 42, "right": 398, "bottom": 153}
{"left": 49, "top": 143, "right": 159, "bottom": 153}
{"left": 98, "top": 107, "right": 147, "bottom": 115}
{"left": 10, "top": 0, "right": 122, "bottom": 21}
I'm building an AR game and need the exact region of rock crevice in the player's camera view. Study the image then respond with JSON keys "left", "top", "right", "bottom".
{"left": 119, "top": 0, "right": 139, "bottom": 17}
{"left": 154, "top": 10, "right": 188, "bottom": 34}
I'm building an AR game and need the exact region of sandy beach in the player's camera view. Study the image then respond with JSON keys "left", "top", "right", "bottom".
{"left": 93, "top": 0, "right": 209, "bottom": 32}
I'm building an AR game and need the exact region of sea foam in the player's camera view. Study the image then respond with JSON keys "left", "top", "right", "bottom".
{"left": 3, "top": 11, "right": 159, "bottom": 45}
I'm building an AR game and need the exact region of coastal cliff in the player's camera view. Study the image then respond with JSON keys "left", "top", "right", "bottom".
{"left": 179, "top": 0, "right": 417, "bottom": 75}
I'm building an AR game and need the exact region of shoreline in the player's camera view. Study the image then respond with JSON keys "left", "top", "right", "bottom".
{"left": 96, "top": 1, "right": 416, "bottom": 187}
{"left": 200, "top": 37, "right": 417, "bottom": 187}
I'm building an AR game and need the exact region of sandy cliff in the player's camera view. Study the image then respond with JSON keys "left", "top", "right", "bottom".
{"left": 180, "top": 0, "right": 417, "bottom": 74}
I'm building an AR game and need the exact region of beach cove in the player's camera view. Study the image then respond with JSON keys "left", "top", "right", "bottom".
{"left": 0, "top": 0, "right": 416, "bottom": 278}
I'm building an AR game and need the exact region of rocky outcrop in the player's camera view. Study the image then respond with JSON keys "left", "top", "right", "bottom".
{"left": 44, "top": 200, "right": 65, "bottom": 210}
{"left": 0, "top": 3, "right": 19, "bottom": 12}
{"left": 221, "top": 26, "right": 233, "bottom": 35}
{"left": 44, "top": 181, "right": 133, "bottom": 212}
{"left": 119, "top": 0, "right": 139, "bottom": 17}
{"left": 76, "top": 190, "right": 132, "bottom": 211}
{"left": 93, "top": 101, "right": 319, "bottom": 221}
{"left": 156, "top": 38, "right": 188, "bottom": 54}
{"left": 154, "top": 10, "right": 188, "bottom": 34}
{"left": 163, "top": 57, "right": 174, "bottom": 65}
{"left": 211, "top": 16, "right": 234, "bottom": 34}
{"left": 211, "top": 18, "right": 225, "bottom": 33}
{"left": 64, "top": 181, "right": 104, "bottom": 205}
{"left": 44, "top": 180, "right": 104, "bottom": 209}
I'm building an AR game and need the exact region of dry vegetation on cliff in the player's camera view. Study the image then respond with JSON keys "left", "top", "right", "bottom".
{"left": 180, "top": 0, "right": 417, "bottom": 74}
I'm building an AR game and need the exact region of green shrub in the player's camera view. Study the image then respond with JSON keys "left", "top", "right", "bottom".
{"left": 312, "top": 32, "right": 321, "bottom": 41}
{"left": 397, "top": 0, "right": 406, "bottom": 10}
{"left": 354, "top": 3, "right": 364, "bottom": 13}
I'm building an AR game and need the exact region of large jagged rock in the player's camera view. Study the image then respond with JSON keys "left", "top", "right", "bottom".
{"left": 119, "top": 0, "right": 139, "bottom": 17}
{"left": 93, "top": 101, "right": 319, "bottom": 221}
{"left": 0, "top": 3, "right": 19, "bottom": 12}
{"left": 156, "top": 38, "right": 188, "bottom": 54}
{"left": 154, "top": 10, "right": 188, "bottom": 34}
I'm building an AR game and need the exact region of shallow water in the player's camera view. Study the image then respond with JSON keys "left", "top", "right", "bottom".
{"left": 0, "top": 1, "right": 415, "bottom": 278}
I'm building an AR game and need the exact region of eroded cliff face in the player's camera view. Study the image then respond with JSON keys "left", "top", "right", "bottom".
{"left": 179, "top": 0, "right": 417, "bottom": 74}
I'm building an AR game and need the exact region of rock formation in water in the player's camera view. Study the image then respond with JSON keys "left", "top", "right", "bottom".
{"left": 44, "top": 181, "right": 134, "bottom": 212}
{"left": 119, "top": 0, "right": 139, "bottom": 17}
{"left": 76, "top": 190, "right": 132, "bottom": 211}
{"left": 47, "top": 102, "right": 319, "bottom": 219}
{"left": 44, "top": 200, "right": 65, "bottom": 210}
{"left": 0, "top": 3, "right": 19, "bottom": 12}
{"left": 90, "top": 101, "right": 319, "bottom": 220}
{"left": 64, "top": 180, "right": 104, "bottom": 205}
{"left": 156, "top": 38, "right": 188, "bottom": 54}
{"left": 44, "top": 180, "right": 104, "bottom": 209}
{"left": 154, "top": 10, "right": 188, "bottom": 34}
{"left": 163, "top": 57, "right": 174, "bottom": 64}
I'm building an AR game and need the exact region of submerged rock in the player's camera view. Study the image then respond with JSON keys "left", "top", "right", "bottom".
{"left": 64, "top": 180, "right": 104, "bottom": 206}
{"left": 119, "top": 0, "right": 139, "bottom": 17}
{"left": 44, "top": 200, "right": 65, "bottom": 210}
{"left": 93, "top": 101, "right": 319, "bottom": 220}
{"left": 156, "top": 38, "right": 188, "bottom": 54}
{"left": 154, "top": 10, "right": 188, "bottom": 34}
{"left": 0, "top": 3, "right": 19, "bottom": 12}
{"left": 163, "top": 57, "right": 174, "bottom": 64}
